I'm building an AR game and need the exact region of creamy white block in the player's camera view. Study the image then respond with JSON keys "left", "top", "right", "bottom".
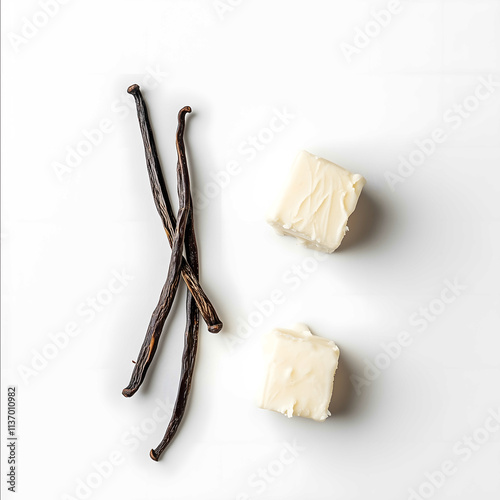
{"left": 267, "top": 151, "right": 366, "bottom": 253}
{"left": 259, "top": 324, "right": 340, "bottom": 422}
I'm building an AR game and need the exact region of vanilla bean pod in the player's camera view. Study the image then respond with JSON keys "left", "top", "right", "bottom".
{"left": 126, "top": 84, "right": 222, "bottom": 334}
{"left": 122, "top": 106, "right": 192, "bottom": 398}
{"left": 150, "top": 174, "right": 200, "bottom": 461}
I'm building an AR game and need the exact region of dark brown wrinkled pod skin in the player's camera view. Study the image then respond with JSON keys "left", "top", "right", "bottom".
{"left": 151, "top": 109, "right": 201, "bottom": 461}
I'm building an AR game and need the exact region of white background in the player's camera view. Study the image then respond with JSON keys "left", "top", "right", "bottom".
{"left": 2, "top": 1, "right": 500, "bottom": 499}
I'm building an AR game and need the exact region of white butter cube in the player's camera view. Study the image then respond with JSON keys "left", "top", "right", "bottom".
{"left": 259, "top": 324, "right": 340, "bottom": 422}
{"left": 268, "top": 151, "right": 366, "bottom": 253}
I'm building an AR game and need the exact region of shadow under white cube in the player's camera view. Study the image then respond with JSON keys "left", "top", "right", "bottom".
{"left": 268, "top": 151, "right": 366, "bottom": 253}
{"left": 259, "top": 324, "right": 340, "bottom": 422}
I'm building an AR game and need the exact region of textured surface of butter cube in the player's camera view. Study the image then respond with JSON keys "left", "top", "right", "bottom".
{"left": 268, "top": 151, "right": 366, "bottom": 253}
{"left": 259, "top": 324, "right": 340, "bottom": 422}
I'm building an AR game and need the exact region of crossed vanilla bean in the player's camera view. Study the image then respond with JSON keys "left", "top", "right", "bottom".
{"left": 150, "top": 110, "right": 200, "bottom": 461}
{"left": 125, "top": 84, "right": 222, "bottom": 335}
{"left": 123, "top": 84, "right": 222, "bottom": 459}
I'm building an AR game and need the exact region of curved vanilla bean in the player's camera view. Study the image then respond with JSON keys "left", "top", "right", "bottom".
{"left": 150, "top": 115, "right": 200, "bottom": 461}
{"left": 122, "top": 107, "right": 192, "bottom": 398}
{"left": 126, "top": 84, "right": 222, "bottom": 334}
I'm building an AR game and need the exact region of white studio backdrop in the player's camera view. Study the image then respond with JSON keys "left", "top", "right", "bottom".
{"left": 1, "top": 1, "right": 500, "bottom": 499}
